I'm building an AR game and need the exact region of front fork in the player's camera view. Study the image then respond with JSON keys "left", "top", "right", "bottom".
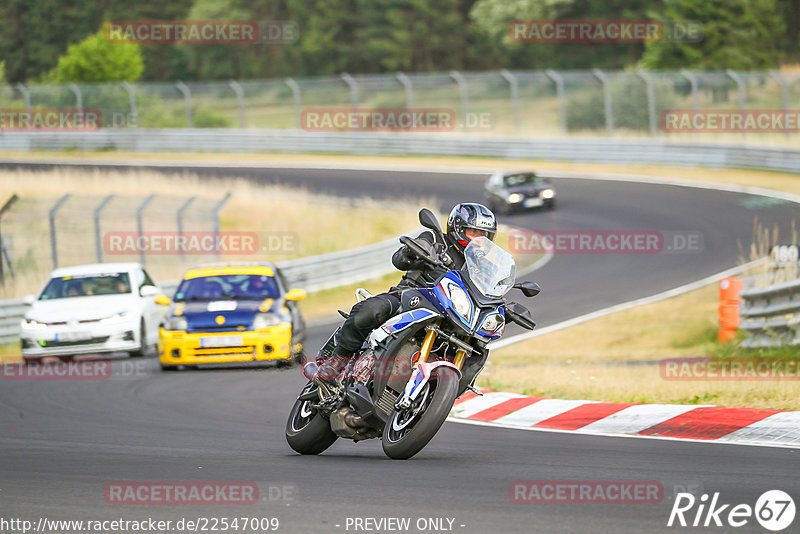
{"left": 396, "top": 325, "right": 464, "bottom": 410}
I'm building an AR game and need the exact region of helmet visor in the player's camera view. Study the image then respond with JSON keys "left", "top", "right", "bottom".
{"left": 464, "top": 228, "right": 495, "bottom": 241}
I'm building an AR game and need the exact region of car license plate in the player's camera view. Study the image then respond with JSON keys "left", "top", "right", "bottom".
{"left": 55, "top": 331, "right": 92, "bottom": 342}
{"left": 201, "top": 335, "right": 243, "bottom": 348}
{"left": 524, "top": 197, "right": 544, "bottom": 208}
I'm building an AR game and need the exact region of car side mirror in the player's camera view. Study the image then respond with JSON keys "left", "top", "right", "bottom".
{"left": 513, "top": 281, "right": 541, "bottom": 298}
{"left": 418, "top": 208, "right": 442, "bottom": 235}
{"left": 23, "top": 294, "right": 36, "bottom": 306}
{"left": 140, "top": 285, "right": 159, "bottom": 297}
{"left": 285, "top": 288, "right": 307, "bottom": 302}
{"left": 154, "top": 294, "right": 171, "bottom": 306}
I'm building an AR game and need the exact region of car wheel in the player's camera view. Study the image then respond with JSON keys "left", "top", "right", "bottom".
{"left": 130, "top": 320, "right": 147, "bottom": 358}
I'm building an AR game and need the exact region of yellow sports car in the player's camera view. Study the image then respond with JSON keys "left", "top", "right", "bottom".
{"left": 156, "top": 263, "right": 306, "bottom": 370}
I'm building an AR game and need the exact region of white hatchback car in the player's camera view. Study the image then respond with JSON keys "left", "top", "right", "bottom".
{"left": 20, "top": 263, "right": 166, "bottom": 362}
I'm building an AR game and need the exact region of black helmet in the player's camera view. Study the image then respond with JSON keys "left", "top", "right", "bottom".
{"left": 447, "top": 203, "right": 497, "bottom": 252}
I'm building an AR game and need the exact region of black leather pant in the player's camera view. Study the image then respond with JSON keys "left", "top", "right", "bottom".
{"left": 332, "top": 293, "right": 401, "bottom": 356}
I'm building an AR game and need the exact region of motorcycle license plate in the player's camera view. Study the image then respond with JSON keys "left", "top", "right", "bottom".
{"left": 200, "top": 335, "right": 243, "bottom": 348}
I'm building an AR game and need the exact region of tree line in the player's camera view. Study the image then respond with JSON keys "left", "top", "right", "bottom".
{"left": 0, "top": 0, "right": 797, "bottom": 84}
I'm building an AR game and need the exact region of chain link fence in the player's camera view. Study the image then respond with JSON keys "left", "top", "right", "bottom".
{"left": 3, "top": 70, "right": 800, "bottom": 141}
{"left": 0, "top": 193, "right": 232, "bottom": 296}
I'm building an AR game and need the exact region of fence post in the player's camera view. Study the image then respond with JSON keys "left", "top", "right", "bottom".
{"left": 212, "top": 193, "right": 232, "bottom": 259}
{"left": 395, "top": 72, "right": 414, "bottom": 111}
{"left": 679, "top": 69, "right": 699, "bottom": 113}
{"left": 49, "top": 194, "right": 71, "bottom": 269}
{"left": 136, "top": 194, "right": 156, "bottom": 266}
{"left": 228, "top": 81, "right": 246, "bottom": 128}
{"left": 449, "top": 70, "right": 469, "bottom": 131}
{"left": 177, "top": 196, "right": 196, "bottom": 258}
{"left": 284, "top": 78, "right": 302, "bottom": 129}
{"left": 14, "top": 84, "right": 31, "bottom": 112}
{"left": 94, "top": 194, "right": 114, "bottom": 263}
{"left": 341, "top": 73, "right": 359, "bottom": 130}
{"left": 68, "top": 83, "right": 83, "bottom": 113}
{"left": 121, "top": 82, "right": 138, "bottom": 128}
{"left": 592, "top": 69, "right": 614, "bottom": 136}
{"left": 726, "top": 69, "right": 747, "bottom": 139}
{"left": 0, "top": 195, "right": 19, "bottom": 286}
{"left": 768, "top": 70, "right": 790, "bottom": 138}
{"left": 636, "top": 70, "right": 657, "bottom": 136}
{"left": 545, "top": 70, "right": 567, "bottom": 133}
{"left": 176, "top": 82, "right": 193, "bottom": 128}
{"left": 500, "top": 69, "right": 520, "bottom": 133}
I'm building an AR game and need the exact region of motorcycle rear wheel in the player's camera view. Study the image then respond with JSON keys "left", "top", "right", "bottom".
{"left": 285, "top": 384, "right": 338, "bottom": 455}
{"left": 381, "top": 366, "right": 459, "bottom": 460}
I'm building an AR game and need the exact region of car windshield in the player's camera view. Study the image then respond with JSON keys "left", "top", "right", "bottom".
{"left": 39, "top": 273, "right": 131, "bottom": 300}
{"left": 174, "top": 274, "right": 279, "bottom": 301}
{"left": 504, "top": 173, "right": 542, "bottom": 187}
{"left": 463, "top": 237, "right": 516, "bottom": 297}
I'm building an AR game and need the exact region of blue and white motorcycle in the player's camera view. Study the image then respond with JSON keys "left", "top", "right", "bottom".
{"left": 286, "top": 209, "right": 540, "bottom": 459}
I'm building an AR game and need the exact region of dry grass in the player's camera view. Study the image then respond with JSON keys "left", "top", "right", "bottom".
{"left": 0, "top": 167, "right": 430, "bottom": 300}
{"left": 483, "top": 282, "right": 800, "bottom": 410}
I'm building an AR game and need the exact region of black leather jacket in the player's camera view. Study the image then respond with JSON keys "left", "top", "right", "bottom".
{"left": 389, "top": 230, "right": 464, "bottom": 294}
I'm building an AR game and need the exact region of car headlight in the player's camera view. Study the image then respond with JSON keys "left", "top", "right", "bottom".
{"left": 541, "top": 189, "right": 555, "bottom": 199}
{"left": 21, "top": 317, "right": 46, "bottom": 330}
{"left": 442, "top": 281, "right": 473, "bottom": 324}
{"left": 165, "top": 316, "right": 188, "bottom": 331}
{"left": 507, "top": 193, "right": 524, "bottom": 203}
{"left": 99, "top": 312, "right": 130, "bottom": 324}
{"left": 253, "top": 313, "right": 281, "bottom": 330}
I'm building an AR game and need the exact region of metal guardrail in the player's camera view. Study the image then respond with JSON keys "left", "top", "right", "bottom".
{"left": 2, "top": 130, "right": 800, "bottom": 174}
{"left": 0, "top": 232, "right": 409, "bottom": 346}
{"left": 739, "top": 279, "right": 800, "bottom": 348}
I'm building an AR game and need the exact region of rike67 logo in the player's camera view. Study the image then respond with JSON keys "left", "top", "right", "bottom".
{"left": 668, "top": 490, "right": 795, "bottom": 531}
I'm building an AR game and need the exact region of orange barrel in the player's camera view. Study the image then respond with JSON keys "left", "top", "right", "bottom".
{"left": 718, "top": 277, "right": 742, "bottom": 342}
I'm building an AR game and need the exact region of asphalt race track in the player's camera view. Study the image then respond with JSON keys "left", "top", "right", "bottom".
{"left": 1, "top": 161, "right": 799, "bottom": 533}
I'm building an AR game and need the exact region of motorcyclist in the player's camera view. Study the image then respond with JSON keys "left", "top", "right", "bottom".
{"left": 313, "top": 203, "right": 498, "bottom": 386}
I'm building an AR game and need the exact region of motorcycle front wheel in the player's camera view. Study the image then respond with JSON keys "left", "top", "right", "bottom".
{"left": 381, "top": 366, "right": 459, "bottom": 460}
{"left": 285, "top": 383, "right": 338, "bottom": 455}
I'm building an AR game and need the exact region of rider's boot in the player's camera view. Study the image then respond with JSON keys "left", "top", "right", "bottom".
{"left": 312, "top": 354, "right": 351, "bottom": 399}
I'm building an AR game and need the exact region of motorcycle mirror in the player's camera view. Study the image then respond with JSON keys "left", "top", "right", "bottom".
{"left": 514, "top": 281, "right": 541, "bottom": 298}
{"left": 418, "top": 208, "right": 443, "bottom": 235}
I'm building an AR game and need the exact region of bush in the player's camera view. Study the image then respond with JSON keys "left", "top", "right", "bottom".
{"left": 46, "top": 30, "right": 143, "bottom": 83}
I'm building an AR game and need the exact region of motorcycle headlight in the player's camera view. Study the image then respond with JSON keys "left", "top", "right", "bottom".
{"left": 444, "top": 281, "right": 473, "bottom": 324}
{"left": 165, "top": 316, "right": 187, "bottom": 331}
{"left": 253, "top": 313, "right": 281, "bottom": 330}
{"left": 507, "top": 193, "right": 524, "bottom": 203}
{"left": 541, "top": 189, "right": 555, "bottom": 199}
{"left": 480, "top": 313, "right": 505, "bottom": 335}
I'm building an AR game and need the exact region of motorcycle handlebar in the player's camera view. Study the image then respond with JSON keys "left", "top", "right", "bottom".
{"left": 399, "top": 236, "right": 446, "bottom": 269}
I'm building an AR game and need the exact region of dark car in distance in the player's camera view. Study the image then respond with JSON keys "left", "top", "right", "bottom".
{"left": 484, "top": 170, "right": 556, "bottom": 214}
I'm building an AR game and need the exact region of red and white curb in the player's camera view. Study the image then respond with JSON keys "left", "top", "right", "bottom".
{"left": 448, "top": 391, "right": 800, "bottom": 449}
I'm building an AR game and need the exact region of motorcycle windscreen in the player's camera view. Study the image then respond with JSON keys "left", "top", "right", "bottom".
{"left": 463, "top": 236, "right": 516, "bottom": 297}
